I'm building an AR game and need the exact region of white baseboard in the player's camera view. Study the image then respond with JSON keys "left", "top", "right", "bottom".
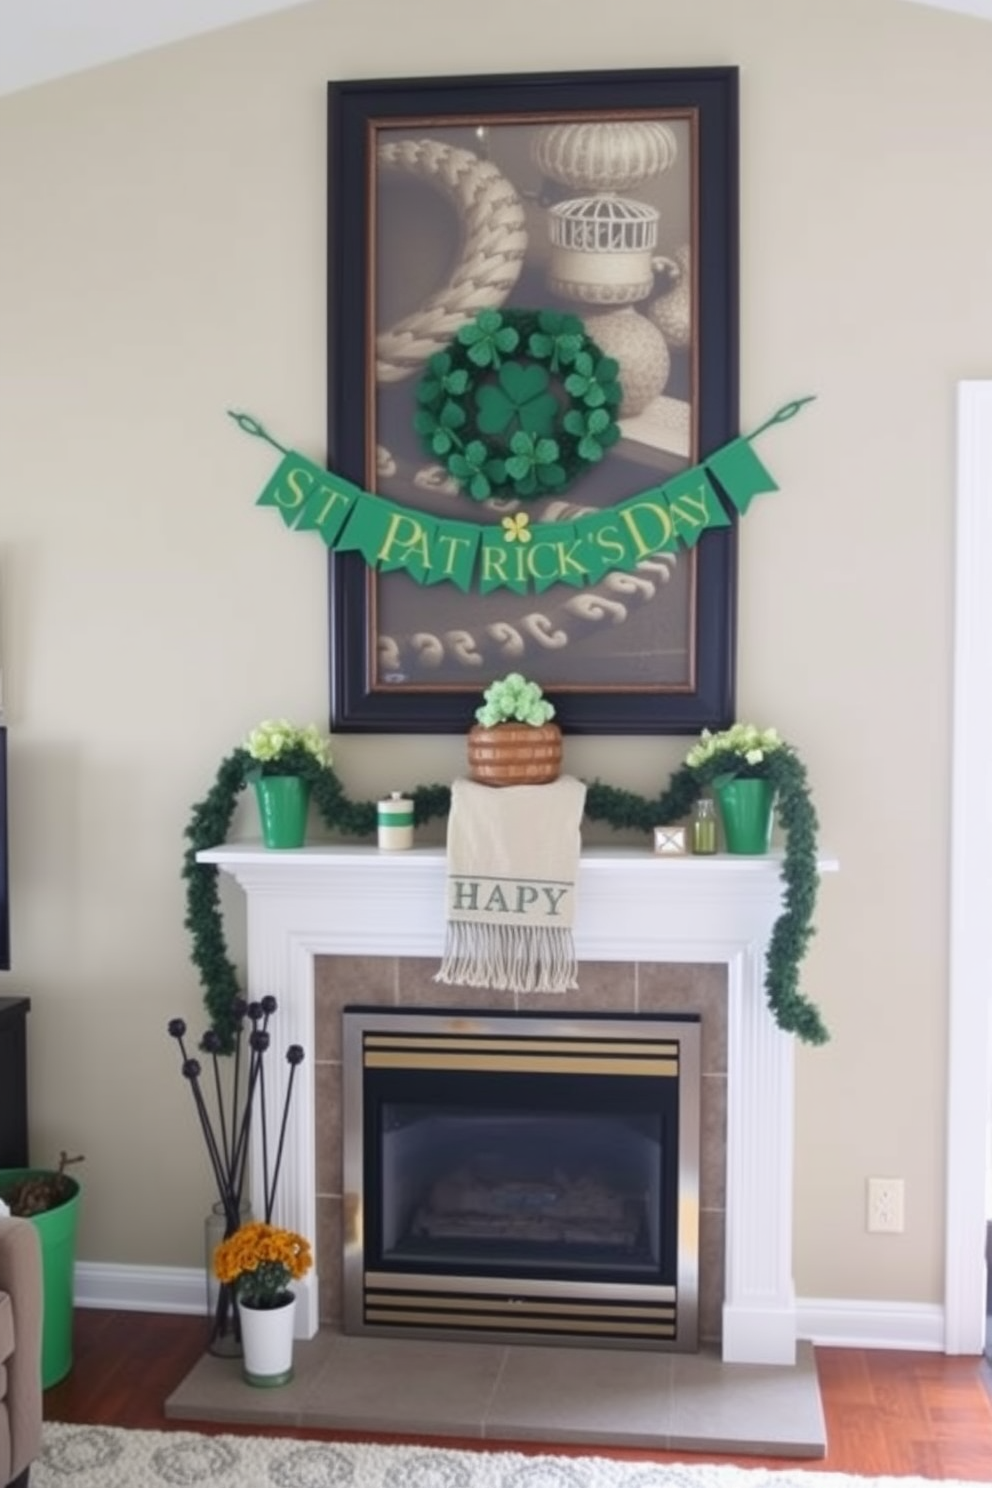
{"left": 797, "top": 1296, "right": 946, "bottom": 1352}
{"left": 75, "top": 1262, "right": 205, "bottom": 1314}
{"left": 74, "top": 1264, "right": 953, "bottom": 1353}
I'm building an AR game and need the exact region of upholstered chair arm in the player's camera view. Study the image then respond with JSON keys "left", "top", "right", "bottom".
{"left": 0, "top": 1217, "right": 43, "bottom": 1487}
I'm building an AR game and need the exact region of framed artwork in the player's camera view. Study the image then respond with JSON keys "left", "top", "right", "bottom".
{"left": 327, "top": 67, "right": 738, "bottom": 734}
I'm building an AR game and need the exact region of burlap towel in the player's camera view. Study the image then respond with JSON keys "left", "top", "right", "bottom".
{"left": 435, "top": 775, "right": 587, "bottom": 993}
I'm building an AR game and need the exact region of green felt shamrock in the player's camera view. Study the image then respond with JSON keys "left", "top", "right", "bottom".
{"left": 565, "top": 351, "right": 622, "bottom": 410}
{"left": 412, "top": 399, "right": 466, "bottom": 456}
{"left": 503, "top": 432, "right": 566, "bottom": 496}
{"left": 527, "top": 310, "right": 587, "bottom": 373}
{"left": 446, "top": 440, "right": 505, "bottom": 500}
{"left": 475, "top": 362, "right": 558, "bottom": 439}
{"left": 456, "top": 309, "right": 520, "bottom": 369}
{"left": 417, "top": 351, "right": 471, "bottom": 403}
{"left": 562, "top": 405, "right": 622, "bottom": 462}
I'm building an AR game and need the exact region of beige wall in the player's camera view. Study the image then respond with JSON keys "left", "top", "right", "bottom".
{"left": 0, "top": 0, "right": 986, "bottom": 1305}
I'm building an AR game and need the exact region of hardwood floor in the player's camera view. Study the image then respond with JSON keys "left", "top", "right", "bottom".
{"left": 42, "top": 1310, "right": 992, "bottom": 1480}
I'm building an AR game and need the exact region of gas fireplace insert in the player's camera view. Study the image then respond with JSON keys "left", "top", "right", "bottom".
{"left": 342, "top": 1007, "right": 701, "bottom": 1351}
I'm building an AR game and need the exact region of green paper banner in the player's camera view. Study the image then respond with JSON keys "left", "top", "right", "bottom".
{"left": 705, "top": 438, "right": 778, "bottom": 515}
{"left": 478, "top": 519, "right": 586, "bottom": 595}
{"left": 571, "top": 508, "right": 642, "bottom": 580}
{"left": 661, "top": 470, "right": 732, "bottom": 545}
{"left": 256, "top": 453, "right": 363, "bottom": 543}
{"left": 234, "top": 399, "right": 812, "bottom": 596}
{"left": 422, "top": 518, "right": 481, "bottom": 592}
{"left": 335, "top": 495, "right": 438, "bottom": 585}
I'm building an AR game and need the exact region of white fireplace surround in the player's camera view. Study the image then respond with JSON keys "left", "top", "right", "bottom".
{"left": 200, "top": 843, "right": 837, "bottom": 1366}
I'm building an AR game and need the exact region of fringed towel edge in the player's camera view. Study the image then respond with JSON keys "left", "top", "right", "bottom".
{"left": 434, "top": 921, "right": 578, "bottom": 994}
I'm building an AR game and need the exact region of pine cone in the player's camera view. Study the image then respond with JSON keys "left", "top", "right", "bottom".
{"left": 1, "top": 1154, "right": 83, "bottom": 1216}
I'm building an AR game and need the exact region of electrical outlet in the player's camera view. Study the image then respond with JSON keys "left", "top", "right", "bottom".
{"left": 867, "top": 1177, "right": 905, "bottom": 1233}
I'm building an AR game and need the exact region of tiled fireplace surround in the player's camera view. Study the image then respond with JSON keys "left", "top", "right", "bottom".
{"left": 319, "top": 953, "right": 720, "bottom": 1345}
{"left": 200, "top": 843, "right": 809, "bottom": 1369}
{"left": 318, "top": 955, "right": 722, "bottom": 1346}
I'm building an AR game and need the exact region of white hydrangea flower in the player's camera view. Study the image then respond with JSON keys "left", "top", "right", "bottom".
{"left": 684, "top": 721, "right": 783, "bottom": 775}
{"left": 245, "top": 718, "right": 332, "bottom": 767}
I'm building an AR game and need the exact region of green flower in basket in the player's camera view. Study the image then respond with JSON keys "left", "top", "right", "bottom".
{"left": 474, "top": 672, "right": 555, "bottom": 728}
{"left": 468, "top": 673, "right": 561, "bottom": 786}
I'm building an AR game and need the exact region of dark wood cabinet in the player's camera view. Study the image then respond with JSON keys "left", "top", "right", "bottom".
{"left": 0, "top": 996, "right": 30, "bottom": 1168}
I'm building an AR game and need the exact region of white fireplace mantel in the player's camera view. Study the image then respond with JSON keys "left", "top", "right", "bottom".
{"left": 199, "top": 843, "right": 838, "bottom": 1365}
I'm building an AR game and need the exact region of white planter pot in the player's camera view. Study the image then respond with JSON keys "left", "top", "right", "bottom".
{"left": 239, "top": 1293, "right": 296, "bottom": 1387}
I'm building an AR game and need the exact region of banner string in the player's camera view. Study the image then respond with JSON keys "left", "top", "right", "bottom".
{"left": 226, "top": 411, "right": 289, "bottom": 455}
{"left": 748, "top": 396, "right": 817, "bottom": 440}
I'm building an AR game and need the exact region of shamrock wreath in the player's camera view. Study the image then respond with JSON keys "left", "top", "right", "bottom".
{"left": 413, "top": 307, "right": 623, "bottom": 502}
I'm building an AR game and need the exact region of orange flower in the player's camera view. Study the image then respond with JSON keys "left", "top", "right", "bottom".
{"left": 213, "top": 1221, "right": 312, "bottom": 1307}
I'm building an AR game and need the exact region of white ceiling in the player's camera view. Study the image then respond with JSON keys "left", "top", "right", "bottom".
{"left": 0, "top": 0, "right": 313, "bottom": 97}
{"left": 0, "top": 0, "right": 988, "bottom": 98}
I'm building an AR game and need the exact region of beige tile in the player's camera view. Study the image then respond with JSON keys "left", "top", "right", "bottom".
{"left": 637, "top": 963, "right": 728, "bottom": 1074}
{"left": 316, "top": 1195, "right": 343, "bottom": 1328}
{"left": 314, "top": 956, "right": 397, "bottom": 1059}
{"left": 314, "top": 1062, "right": 342, "bottom": 1199}
{"left": 700, "top": 1071, "right": 727, "bottom": 1211}
{"left": 398, "top": 956, "right": 516, "bottom": 1012}
{"left": 164, "top": 1341, "right": 322, "bottom": 1427}
{"left": 668, "top": 1341, "right": 826, "bottom": 1457}
{"left": 697, "top": 1208, "right": 726, "bottom": 1345}
{"left": 520, "top": 960, "right": 636, "bottom": 1014}
{"left": 486, "top": 1344, "right": 674, "bottom": 1445}
{"left": 297, "top": 1332, "right": 503, "bottom": 1437}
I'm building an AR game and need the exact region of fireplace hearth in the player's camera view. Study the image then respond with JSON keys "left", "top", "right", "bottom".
{"left": 341, "top": 1008, "right": 701, "bottom": 1350}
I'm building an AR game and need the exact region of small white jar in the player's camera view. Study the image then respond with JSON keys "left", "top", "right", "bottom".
{"left": 377, "top": 791, "right": 414, "bottom": 851}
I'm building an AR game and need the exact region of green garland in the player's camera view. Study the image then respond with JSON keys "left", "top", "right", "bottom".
{"left": 414, "top": 308, "right": 622, "bottom": 502}
{"left": 182, "top": 743, "right": 827, "bottom": 1053}
{"left": 584, "top": 747, "right": 827, "bottom": 1046}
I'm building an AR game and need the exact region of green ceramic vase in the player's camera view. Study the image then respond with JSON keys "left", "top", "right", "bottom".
{"left": 714, "top": 777, "right": 775, "bottom": 854}
{"left": 253, "top": 776, "right": 310, "bottom": 849}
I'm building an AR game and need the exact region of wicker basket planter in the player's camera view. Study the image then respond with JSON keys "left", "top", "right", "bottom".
{"left": 466, "top": 722, "right": 562, "bottom": 787}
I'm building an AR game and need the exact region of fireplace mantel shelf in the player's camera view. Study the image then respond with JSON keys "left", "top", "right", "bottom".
{"left": 198, "top": 841, "right": 838, "bottom": 1366}
{"left": 198, "top": 843, "right": 837, "bottom": 963}
{"left": 200, "top": 843, "right": 836, "bottom": 871}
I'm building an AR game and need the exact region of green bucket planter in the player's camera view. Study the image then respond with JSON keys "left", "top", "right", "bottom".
{"left": 253, "top": 775, "right": 310, "bottom": 849}
{"left": 0, "top": 1168, "right": 81, "bottom": 1388}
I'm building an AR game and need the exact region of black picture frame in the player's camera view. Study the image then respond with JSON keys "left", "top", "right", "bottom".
{"left": 0, "top": 726, "right": 10, "bottom": 971}
{"left": 327, "top": 67, "right": 739, "bottom": 735}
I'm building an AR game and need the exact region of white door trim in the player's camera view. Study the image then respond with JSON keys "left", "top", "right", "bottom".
{"left": 945, "top": 380, "right": 992, "bottom": 1352}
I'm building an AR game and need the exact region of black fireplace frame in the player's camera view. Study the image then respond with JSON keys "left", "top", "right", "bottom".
{"left": 342, "top": 1006, "right": 701, "bottom": 1352}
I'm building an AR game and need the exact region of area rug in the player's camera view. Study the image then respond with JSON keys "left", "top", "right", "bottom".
{"left": 32, "top": 1423, "right": 988, "bottom": 1488}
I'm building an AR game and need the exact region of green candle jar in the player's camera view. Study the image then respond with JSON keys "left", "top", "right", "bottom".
{"left": 691, "top": 798, "right": 717, "bottom": 855}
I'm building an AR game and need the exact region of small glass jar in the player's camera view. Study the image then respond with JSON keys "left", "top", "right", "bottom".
{"left": 691, "top": 798, "right": 717, "bottom": 855}
{"left": 205, "top": 1198, "right": 251, "bottom": 1356}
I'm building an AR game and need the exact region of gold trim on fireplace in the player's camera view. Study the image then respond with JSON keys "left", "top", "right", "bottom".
{"left": 365, "top": 1270, "right": 677, "bottom": 1302}
{"left": 366, "top": 1292, "right": 675, "bottom": 1320}
{"left": 365, "top": 1035, "right": 680, "bottom": 1056}
{"left": 364, "top": 1309, "right": 676, "bottom": 1338}
{"left": 365, "top": 1052, "right": 678, "bottom": 1076}
{"left": 363, "top": 1031, "right": 681, "bottom": 1076}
